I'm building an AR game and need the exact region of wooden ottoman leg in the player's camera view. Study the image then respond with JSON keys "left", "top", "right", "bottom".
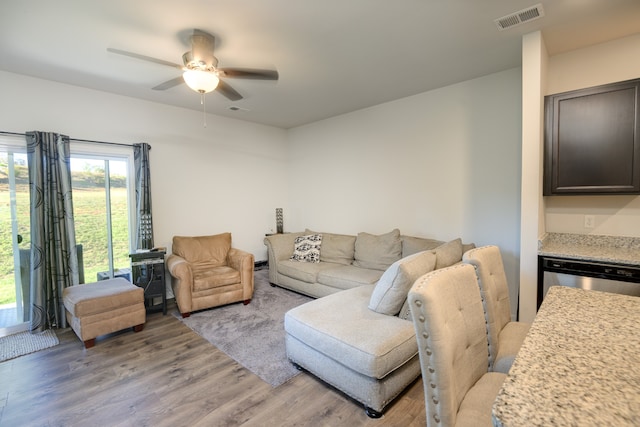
{"left": 84, "top": 338, "right": 96, "bottom": 349}
{"left": 133, "top": 324, "right": 144, "bottom": 332}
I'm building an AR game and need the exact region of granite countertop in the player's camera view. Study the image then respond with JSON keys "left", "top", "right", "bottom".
{"left": 538, "top": 233, "right": 640, "bottom": 266}
{"left": 492, "top": 286, "right": 640, "bottom": 426}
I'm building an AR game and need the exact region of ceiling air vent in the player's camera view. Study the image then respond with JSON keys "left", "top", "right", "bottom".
{"left": 494, "top": 3, "right": 545, "bottom": 31}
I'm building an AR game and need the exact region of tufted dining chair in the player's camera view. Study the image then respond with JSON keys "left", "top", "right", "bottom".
{"left": 463, "top": 245, "right": 530, "bottom": 374}
{"left": 409, "top": 264, "right": 507, "bottom": 427}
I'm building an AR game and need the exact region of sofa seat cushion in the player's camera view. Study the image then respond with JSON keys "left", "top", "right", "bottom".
{"left": 285, "top": 286, "right": 417, "bottom": 379}
{"left": 317, "top": 265, "right": 384, "bottom": 290}
{"left": 192, "top": 265, "right": 240, "bottom": 292}
{"left": 278, "top": 259, "right": 340, "bottom": 284}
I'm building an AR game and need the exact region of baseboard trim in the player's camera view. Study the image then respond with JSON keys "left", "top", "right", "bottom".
{"left": 254, "top": 260, "right": 268, "bottom": 270}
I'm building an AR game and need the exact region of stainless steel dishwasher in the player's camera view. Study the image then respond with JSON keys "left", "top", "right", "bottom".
{"left": 538, "top": 256, "right": 640, "bottom": 307}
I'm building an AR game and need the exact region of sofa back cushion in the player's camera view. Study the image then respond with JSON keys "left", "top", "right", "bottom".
{"left": 172, "top": 233, "right": 231, "bottom": 266}
{"left": 353, "top": 229, "right": 402, "bottom": 271}
{"left": 401, "top": 236, "right": 445, "bottom": 258}
{"left": 369, "top": 250, "right": 437, "bottom": 315}
{"left": 433, "top": 238, "right": 463, "bottom": 269}
{"left": 306, "top": 230, "right": 356, "bottom": 265}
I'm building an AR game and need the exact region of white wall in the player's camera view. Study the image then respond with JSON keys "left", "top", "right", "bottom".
{"left": 519, "top": 31, "right": 547, "bottom": 322}
{"left": 1, "top": 67, "right": 524, "bottom": 317}
{"left": 0, "top": 71, "right": 289, "bottom": 261}
{"left": 544, "top": 34, "right": 640, "bottom": 238}
{"left": 287, "top": 69, "right": 523, "bottom": 317}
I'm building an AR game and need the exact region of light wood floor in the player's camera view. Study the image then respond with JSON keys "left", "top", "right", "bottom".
{"left": 0, "top": 302, "right": 426, "bottom": 426}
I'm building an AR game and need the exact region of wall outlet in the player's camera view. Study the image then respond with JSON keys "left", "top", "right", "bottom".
{"left": 584, "top": 215, "right": 595, "bottom": 229}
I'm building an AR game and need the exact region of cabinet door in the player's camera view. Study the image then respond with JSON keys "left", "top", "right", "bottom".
{"left": 544, "top": 78, "right": 640, "bottom": 195}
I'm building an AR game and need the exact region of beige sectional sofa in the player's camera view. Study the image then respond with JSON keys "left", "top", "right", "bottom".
{"left": 264, "top": 229, "right": 472, "bottom": 300}
{"left": 265, "top": 229, "right": 474, "bottom": 417}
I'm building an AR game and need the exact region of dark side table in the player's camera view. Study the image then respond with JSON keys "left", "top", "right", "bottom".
{"left": 129, "top": 251, "right": 166, "bottom": 315}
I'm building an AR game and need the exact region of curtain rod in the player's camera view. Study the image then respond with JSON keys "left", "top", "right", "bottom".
{"left": 0, "top": 131, "right": 146, "bottom": 148}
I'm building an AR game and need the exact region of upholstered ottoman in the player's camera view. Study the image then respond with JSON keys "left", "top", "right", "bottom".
{"left": 63, "top": 278, "right": 146, "bottom": 348}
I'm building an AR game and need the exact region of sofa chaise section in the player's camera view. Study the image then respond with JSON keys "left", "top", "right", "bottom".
{"left": 285, "top": 285, "right": 420, "bottom": 418}
{"left": 284, "top": 242, "right": 470, "bottom": 417}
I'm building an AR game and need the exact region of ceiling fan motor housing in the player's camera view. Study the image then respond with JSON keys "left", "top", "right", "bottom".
{"left": 182, "top": 51, "right": 218, "bottom": 71}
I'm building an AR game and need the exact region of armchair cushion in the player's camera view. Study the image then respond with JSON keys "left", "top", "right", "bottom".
{"left": 192, "top": 265, "right": 241, "bottom": 292}
{"left": 172, "top": 233, "right": 231, "bottom": 266}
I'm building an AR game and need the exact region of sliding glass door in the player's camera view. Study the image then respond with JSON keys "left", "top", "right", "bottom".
{"left": 0, "top": 148, "right": 30, "bottom": 336}
{"left": 0, "top": 137, "right": 135, "bottom": 336}
{"left": 70, "top": 156, "right": 132, "bottom": 284}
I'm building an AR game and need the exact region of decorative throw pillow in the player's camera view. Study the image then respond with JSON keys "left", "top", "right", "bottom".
{"left": 290, "top": 234, "right": 323, "bottom": 263}
{"left": 353, "top": 229, "right": 402, "bottom": 271}
{"left": 306, "top": 230, "right": 356, "bottom": 265}
{"left": 369, "top": 250, "right": 437, "bottom": 315}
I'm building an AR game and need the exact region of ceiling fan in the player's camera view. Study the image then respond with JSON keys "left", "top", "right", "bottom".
{"left": 107, "top": 29, "right": 278, "bottom": 102}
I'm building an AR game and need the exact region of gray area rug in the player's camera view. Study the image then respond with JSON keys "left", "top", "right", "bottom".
{"left": 175, "top": 269, "right": 312, "bottom": 387}
{"left": 0, "top": 329, "right": 59, "bottom": 362}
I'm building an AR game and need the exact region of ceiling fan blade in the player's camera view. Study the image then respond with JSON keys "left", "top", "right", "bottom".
{"left": 107, "top": 48, "right": 184, "bottom": 70}
{"left": 216, "top": 80, "right": 243, "bottom": 101}
{"left": 152, "top": 76, "right": 185, "bottom": 91}
{"left": 190, "top": 29, "right": 216, "bottom": 67}
{"left": 218, "top": 68, "right": 279, "bottom": 80}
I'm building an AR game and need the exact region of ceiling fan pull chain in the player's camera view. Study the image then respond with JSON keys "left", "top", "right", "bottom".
{"left": 201, "top": 92, "right": 207, "bottom": 128}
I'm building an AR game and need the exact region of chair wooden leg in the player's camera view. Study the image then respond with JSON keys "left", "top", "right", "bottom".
{"left": 181, "top": 312, "right": 191, "bottom": 318}
{"left": 83, "top": 338, "right": 95, "bottom": 349}
{"left": 133, "top": 324, "right": 144, "bottom": 332}
{"left": 243, "top": 299, "right": 251, "bottom": 305}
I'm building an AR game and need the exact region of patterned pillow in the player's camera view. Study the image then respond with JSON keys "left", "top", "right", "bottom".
{"left": 290, "top": 234, "right": 323, "bottom": 263}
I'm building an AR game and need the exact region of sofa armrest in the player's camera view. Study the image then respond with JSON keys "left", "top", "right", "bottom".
{"left": 167, "top": 254, "right": 193, "bottom": 314}
{"left": 227, "top": 248, "right": 255, "bottom": 300}
{"left": 263, "top": 232, "right": 304, "bottom": 284}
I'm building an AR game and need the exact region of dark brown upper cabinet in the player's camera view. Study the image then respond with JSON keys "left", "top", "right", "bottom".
{"left": 544, "top": 78, "right": 640, "bottom": 195}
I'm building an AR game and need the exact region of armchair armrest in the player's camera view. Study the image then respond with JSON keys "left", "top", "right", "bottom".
{"left": 228, "top": 248, "right": 255, "bottom": 301}
{"left": 167, "top": 253, "right": 193, "bottom": 314}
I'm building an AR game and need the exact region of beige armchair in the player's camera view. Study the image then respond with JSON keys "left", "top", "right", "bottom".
{"left": 167, "top": 232, "right": 254, "bottom": 318}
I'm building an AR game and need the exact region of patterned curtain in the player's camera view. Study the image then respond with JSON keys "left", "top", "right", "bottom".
{"left": 133, "top": 143, "right": 154, "bottom": 250}
{"left": 26, "top": 131, "right": 79, "bottom": 332}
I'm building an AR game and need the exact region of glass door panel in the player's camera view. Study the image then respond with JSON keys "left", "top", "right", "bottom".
{"left": 70, "top": 157, "right": 130, "bottom": 283}
{"left": 0, "top": 150, "right": 30, "bottom": 335}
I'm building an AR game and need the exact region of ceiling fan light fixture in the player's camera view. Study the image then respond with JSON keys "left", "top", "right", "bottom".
{"left": 183, "top": 69, "right": 219, "bottom": 93}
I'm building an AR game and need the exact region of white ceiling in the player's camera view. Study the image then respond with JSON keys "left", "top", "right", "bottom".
{"left": 1, "top": 0, "right": 639, "bottom": 129}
